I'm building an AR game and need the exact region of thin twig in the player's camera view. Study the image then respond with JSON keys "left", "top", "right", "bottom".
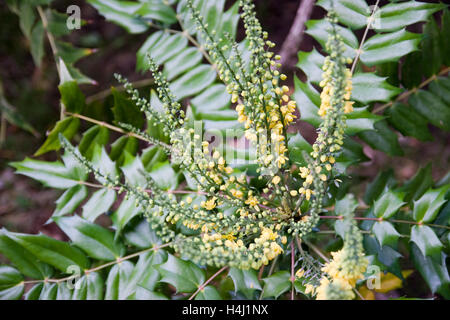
{"left": 259, "top": 255, "right": 279, "bottom": 300}
{"left": 373, "top": 66, "right": 450, "bottom": 114}
{"left": 188, "top": 266, "right": 228, "bottom": 300}
{"left": 351, "top": 0, "right": 380, "bottom": 74}
{"left": 290, "top": 241, "right": 295, "bottom": 300}
{"left": 65, "top": 112, "right": 169, "bottom": 149}
{"left": 22, "top": 242, "right": 173, "bottom": 285}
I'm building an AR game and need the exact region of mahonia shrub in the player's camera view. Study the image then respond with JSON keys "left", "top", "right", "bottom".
{"left": 1, "top": 0, "right": 449, "bottom": 300}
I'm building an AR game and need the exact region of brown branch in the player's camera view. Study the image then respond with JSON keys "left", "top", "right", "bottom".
{"left": 278, "top": 0, "right": 315, "bottom": 70}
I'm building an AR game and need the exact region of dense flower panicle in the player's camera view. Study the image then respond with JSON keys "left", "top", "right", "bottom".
{"left": 62, "top": 5, "right": 362, "bottom": 272}
{"left": 309, "top": 215, "right": 368, "bottom": 300}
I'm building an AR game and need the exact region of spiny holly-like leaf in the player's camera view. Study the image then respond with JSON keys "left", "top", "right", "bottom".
{"left": 373, "top": 190, "right": 405, "bottom": 219}
{"left": 112, "top": 87, "right": 144, "bottom": 129}
{"left": 360, "top": 29, "right": 421, "bottom": 66}
{"left": 112, "top": 196, "right": 142, "bottom": 235}
{"left": 0, "top": 231, "right": 53, "bottom": 280}
{"left": 105, "top": 260, "right": 134, "bottom": 300}
{"left": 411, "top": 244, "right": 450, "bottom": 298}
{"left": 413, "top": 186, "right": 450, "bottom": 223}
{"left": 351, "top": 73, "right": 401, "bottom": 104}
{"left": 398, "top": 163, "right": 433, "bottom": 203}
{"left": 52, "top": 185, "right": 88, "bottom": 218}
{"left": 305, "top": 19, "right": 358, "bottom": 58}
{"left": 82, "top": 188, "right": 116, "bottom": 222}
{"left": 79, "top": 125, "right": 110, "bottom": 160}
{"left": 34, "top": 116, "right": 80, "bottom": 156}
{"left": 0, "top": 265, "right": 24, "bottom": 300}
{"left": 195, "top": 286, "right": 222, "bottom": 300}
{"left": 358, "top": 120, "right": 403, "bottom": 157}
{"left": 123, "top": 250, "right": 167, "bottom": 299}
{"left": 72, "top": 272, "right": 104, "bottom": 300}
{"left": 410, "top": 225, "right": 443, "bottom": 260}
{"left": 11, "top": 155, "right": 87, "bottom": 189}
{"left": 123, "top": 219, "right": 162, "bottom": 249}
{"left": 58, "top": 81, "right": 86, "bottom": 114}
{"left": 54, "top": 215, "right": 125, "bottom": 261}
{"left": 364, "top": 169, "right": 396, "bottom": 205}
{"left": 409, "top": 90, "right": 450, "bottom": 131}
{"left": 2, "top": 230, "right": 89, "bottom": 273}
{"left": 372, "top": 221, "right": 401, "bottom": 248}
{"left": 157, "top": 254, "right": 205, "bottom": 293}
{"left": 228, "top": 268, "right": 262, "bottom": 299}
{"left": 88, "top": 0, "right": 148, "bottom": 34}
{"left": 261, "top": 271, "right": 290, "bottom": 299}
{"left": 317, "top": 0, "right": 369, "bottom": 30}
{"left": 386, "top": 103, "right": 433, "bottom": 141}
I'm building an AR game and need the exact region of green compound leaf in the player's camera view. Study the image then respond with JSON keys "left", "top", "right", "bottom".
{"left": 58, "top": 81, "right": 86, "bottom": 114}
{"left": 88, "top": 0, "right": 148, "bottom": 34}
{"left": 408, "top": 90, "right": 450, "bottom": 131}
{"left": 364, "top": 169, "right": 396, "bottom": 205}
{"left": 372, "top": 221, "right": 401, "bottom": 248}
{"left": 228, "top": 268, "right": 262, "bottom": 299}
{"left": 157, "top": 254, "right": 205, "bottom": 293}
{"left": 39, "top": 282, "right": 58, "bottom": 300}
{"left": 79, "top": 125, "right": 110, "bottom": 160}
{"left": 105, "top": 260, "right": 134, "bottom": 300}
{"left": 358, "top": 120, "right": 403, "bottom": 157}
{"left": 72, "top": 272, "right": 104, "bottom": 300}
{"left": 195, "top": 286, "right": 222, "bottom": 300}
{"left": 34, "top": 116, "right": 80, "bottom": 156}
{"left": 411, "top": 244, "right": 450, "bottom": 298}
{"left": 398, "top": 163, "right": 433, "bottom": 203}
{"left": 3, "top": 230, "right": 89, "bottom": 273}
{"left": 0, "top": 230, "right": 53, "bottom": 280}
{"left": 0, "top": 265, "right": 24, "bottom": 300}
{"left": 351, "top": 73, "right": 401, "bottom": 104}
{"left": 296, "top": 48, "right": 325, "bottom": 84}
{"left": 24, "top": 283, "right": 43, "bottom": 300}
{"left": 52, "top": 185, "right": 88, "bottom": 218}
{"left": 360, "top": 29, "right": 421, "bottom": 66}
{"left": 373, "top": 190, "right": 405, "bottom": 219}
{"left": 56, "top": 282, "right": 73, "bottom": 300}
{"left": 54, "top": 215, "right": 125, "bottom": 261}
{"left": 413, "top": 186, "right": 450, "bottom": 223}
{"left": 112, "top": 196, "right": 142, "bottom": 235}
{"left": 410, "top": 225, "right": 443, "bottom": 260}
{"left": 11, "top": 155, "right": 87, "bottom": 189}
{"left": 261, "top": 271, "right": 291, "bottom": 299}
{"left": 112, "top": 87, "right": 144, "bottom": 129}
{"left": 164, "top": 47, "right": 203, "bottom": 81}
{"left": 123, "top": 250, "right": 167, "bottom": 299}
{"left": 134, "top": 1, "right": 177, "bottom": 25}
{"left": 386, "top": 103, "right": 433, "bottom": 141}
{"left": 305, "top": 19, "right": 358, "bottom": 58}
{"left": 169, "top": 65, "right": 217, "bottom": 100}
{"left": 123, "top": 219, "right": 162, "bottom": 249}
{"left": 317, "top": 0, "right": 369, "bottom": 30}
{"left": 82, "top": 188, "right": 116, "bottom": 222}
{"left": 375, "top": 1, "right": 445, "bottom": 32}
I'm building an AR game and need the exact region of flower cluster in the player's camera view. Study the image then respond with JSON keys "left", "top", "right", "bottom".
{"left": 307, "top": 216, "right": 368, "bottom": 300}
{"left": 61, "top": 5, "right": 361, "bottom": 275}
{"left": 288, "top": 12, "right": 354, "bottom": 237}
